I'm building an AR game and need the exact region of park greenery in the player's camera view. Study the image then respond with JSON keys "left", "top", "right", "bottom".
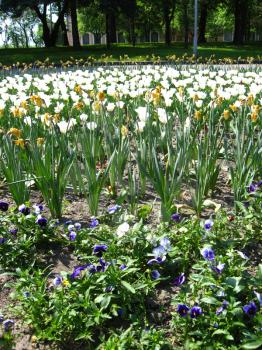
{"left": 0, "top": 1, "right": 261, "bottom": 49}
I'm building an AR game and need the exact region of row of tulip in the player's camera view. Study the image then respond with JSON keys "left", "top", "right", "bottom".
{"left": 0, "top": 66, "right": 261, "bottom": 220}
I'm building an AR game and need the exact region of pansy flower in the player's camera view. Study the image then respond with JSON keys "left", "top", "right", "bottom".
{"left": 243, "top": 301, "right": 257, "bottom": 317}
{"left": 93, "top": 244, "right": 108, "bottom": 257}
{"left": 190, "top": 306, "right": 202, "bottom": 318}
{"left": 173, "top": 273, "right": 186, "bottom": 286}
{"left": 177, "top": 304, "right": 189, "bottom": 317}
{"left": 0, "top": 201, "right": 9, "bottom": 212}
{"left": 201, "top": 247, "right": 215, "bottom": 261}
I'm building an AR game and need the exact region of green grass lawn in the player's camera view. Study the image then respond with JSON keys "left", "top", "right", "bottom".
{"left": 1, "top": 42, "right": 262, "bottom": 65}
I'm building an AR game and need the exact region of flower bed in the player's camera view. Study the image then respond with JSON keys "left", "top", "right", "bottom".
{"left": 0, "top": 65, "right": 261, "bottom": 349}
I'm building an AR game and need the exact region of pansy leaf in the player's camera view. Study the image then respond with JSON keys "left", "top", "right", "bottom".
{"left": 201, "top": 296, "right": 219, "bottom": 305}
{"left": 241, "top": 340, "right": 262, "bottom": 349}
{"left": 121, "top": 280, "right": 136, "bottom": 294}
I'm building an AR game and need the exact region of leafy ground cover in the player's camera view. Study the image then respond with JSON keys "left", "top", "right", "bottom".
{"left": 0, "top": 64, "right": 261, "bottom": 349}
{"left": 0, "top": 42, "right": 262, "bottom": 67}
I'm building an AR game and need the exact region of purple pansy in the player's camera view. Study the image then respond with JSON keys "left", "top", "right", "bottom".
{"left": 70, "top": 264, "right": 90, "bottom": 279}
{"left": 177, "top": 304, "right": 190, "bottom": 317}
{"left": 9, "top": 228, "right": 18, "bottom": 235}
{"left": 120, "top": 264, "right": 127, "bottom": 270}
{"left": 108, "top": 205, "right": 121, "bottom": 214}
{"left": 68, "top": 224, "right": 75, "bottom": 232}
{"left": 3, "top": 319, "right": 14, "bottom": 332}
{"left": 190, "top": 306, "right": 202, "bottom": 318}
{"left": 89, "top": 217, "right": 99, "bottom": 228}
{"left": 0, "top": 201, "right": 9, "bottom": 212}
{"left": 211, "top": 262, "right": 225, "bottom": 274}
{"left": 216, "top": 300, "right": 229, "bottom": 315}
{"left": 36, "top": 215, "right": 48, "bottom": 227}
{"left": 69, "top": 231, "right": 77, "bottom": 241}
{"left": 74, "top": 222, "right": 81, "bottom": 230}
{"left": 53, "top": 276, "right": 62, "bottom": 286}
{"left": 243, "top": 301, "right": 257, "bottom": 317}
{"left": 93, "top": 244, "right": 108, "bottom": 257}
{"left": 204, "top": 219, "right": 214, "bottom": 230}
{"left": 33, "top": 204, "right": 44, "bottom": 215}
{"left": 171, "top": 213, "right": 181, "bottom": 223}
{"left": 151, "top": 270, "right": 161, "bottom": 280}
{"left": 173, "top": 273, "right": 186, "bottom": 286}
{"left": 147, "top": 245, "right": 167, "bottom": 265}
{"left": 201, "top": 247, "right": 215, "bottom": 261}
{"left": 247, "top": 183, "right": 257, "bottom": 193}
{"left": 18, "top": 204, "right": 30, "bottom": 215}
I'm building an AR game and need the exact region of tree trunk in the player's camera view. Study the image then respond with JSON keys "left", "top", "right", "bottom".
{"left": 32, "top": 0, "right": 69, "bottom": 48}
{"left": 163, "top": 4, "right": 171, "bottom": 45}
{"left": 106, "top": 14, "right": 111, "bottom": 49}
{"left": 233, "top": 0, "right": 248, "bottom": 45}
{"left": 70, "top": 0, "right": 80, "bottom": 48}
{"left": 130, "top": 17, "right": 136, "bottom": 46}
{"left": 183, "top": 1, "right": 189, "bottom": 49}
{"left": 108, "top": 12, "right": 117, "bottom": 43}
{"left": 61, "top": 16, "right": 69, "bottom": 46}
{"left": 198, "top": 0, "right": 208, "bottom": 43}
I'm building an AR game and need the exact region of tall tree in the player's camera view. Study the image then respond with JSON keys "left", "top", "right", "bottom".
{"left": 121, "top": 0, "right": 137, "bottom": 46}
{"left": 98, "top": 0, "right": 118, "bottom": 48}
{"left": 162, "top": 0, "right": 176, "bottom": 45}
{"left": 1, "top": 0, "right": 69, "bottom": 47}
{"left": 233, "top": 0, "right": 246, "bottom": 44}
{"left": 69, "top": 0, "right": 80, "bottom": 47}
{"left": 198, "top": 0, "right": 208, "bottom": 43}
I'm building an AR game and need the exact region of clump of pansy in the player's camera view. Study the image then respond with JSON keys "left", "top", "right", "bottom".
{"left": 108, "top": 204, "right": 121, "bottom": 215}
{"left": 147, "top": 237, "right": 172, "bottom": 280}
{"left": 89, "top": 216, "right": 99, "bottom": 228}
{"left": 201, "top": 246, "right": 225, "bottom": 274}
{"left": 247, "top": 180, "right": 262, "bottom": 193}
{"left": 176, "top": 304, "right": 203, "bottom": 318}
{"left": 65, "top": 221, "right": 82, "bottom": 241}
{"left": 18, "top": 204, "right": 30, "bottom": 215}
{"left": 0, "top": 314, "right": 14, "bottom": 333}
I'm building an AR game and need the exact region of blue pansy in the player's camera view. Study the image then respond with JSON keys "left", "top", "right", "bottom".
{"left": 201, "top": 247, "right": 215, "bottom": 261}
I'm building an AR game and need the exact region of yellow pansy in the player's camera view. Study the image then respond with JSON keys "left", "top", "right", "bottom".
{"left": 62, "top": 279, "right": 70, "bottom": 287}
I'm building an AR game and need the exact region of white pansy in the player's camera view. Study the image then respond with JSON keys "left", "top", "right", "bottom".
{"left": 116, "top": 222, "right": 130, "bottom": 238}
